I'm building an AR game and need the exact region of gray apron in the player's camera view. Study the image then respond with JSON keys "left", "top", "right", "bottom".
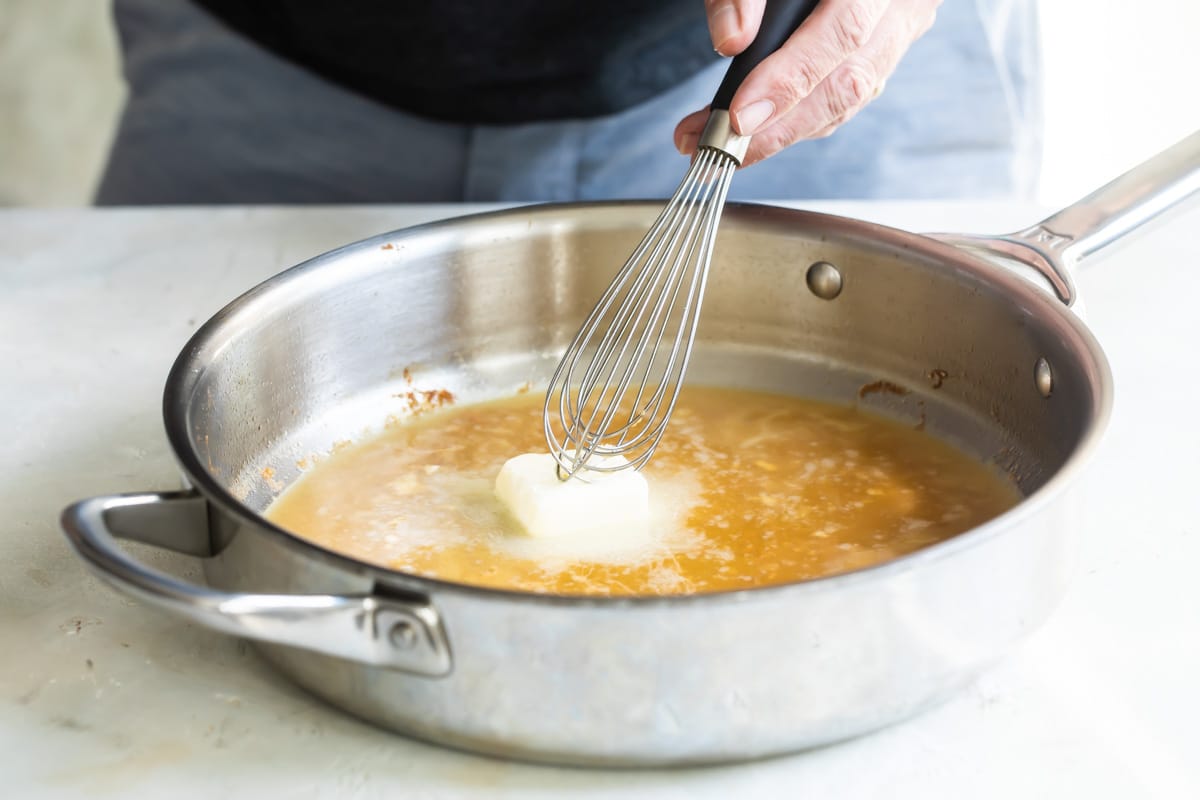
{"left": 96, "top": 0, "right": 1041, "bottom": 204}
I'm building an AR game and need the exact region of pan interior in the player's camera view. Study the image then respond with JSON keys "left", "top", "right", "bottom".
{"left": 172, "top": 204, "right": 1105, "bottom": 547}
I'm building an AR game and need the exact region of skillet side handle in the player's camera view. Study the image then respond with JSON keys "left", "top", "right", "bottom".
{"left": 933, "top": 130, "right": 1200, "bottom": 307}
{"left": 60, "top": 491, "right": 451, "bottom": 676}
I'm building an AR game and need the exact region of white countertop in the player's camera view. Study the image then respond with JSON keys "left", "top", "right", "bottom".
{"left": 2, "top": 201, "right": 1197, "bottom": 799}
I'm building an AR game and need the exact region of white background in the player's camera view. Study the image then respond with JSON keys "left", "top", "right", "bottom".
{"left": 1037, "top": 0, "right": 1200, "bottom": 204}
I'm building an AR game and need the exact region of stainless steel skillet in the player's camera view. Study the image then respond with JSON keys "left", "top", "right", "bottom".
{"left": 62, "top": 133, "right": 1199, "bottom": 766}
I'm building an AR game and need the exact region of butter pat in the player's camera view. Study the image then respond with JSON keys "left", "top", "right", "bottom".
{"left": 494, "top": 452, "right": 650, "bottom": 539}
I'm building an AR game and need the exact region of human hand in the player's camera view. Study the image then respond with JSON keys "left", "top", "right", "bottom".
{"left": 675, "top": 0, "right": 942, "bottom": 167}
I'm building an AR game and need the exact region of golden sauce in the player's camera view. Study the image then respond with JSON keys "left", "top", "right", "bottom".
{"left": 266, "top": 387, "right": 1020, "bottom": 595}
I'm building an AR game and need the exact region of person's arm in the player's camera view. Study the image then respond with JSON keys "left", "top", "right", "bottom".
{"left": 675, "top": 0, "right": 942, "bottom": 166}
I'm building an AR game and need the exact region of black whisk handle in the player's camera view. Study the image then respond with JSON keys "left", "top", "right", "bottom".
{"left": 710, "top": 0, "right": 822, "bottom": 111}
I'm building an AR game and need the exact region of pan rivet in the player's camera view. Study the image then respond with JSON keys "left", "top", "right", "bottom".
{"left": 806, "top": 261, "right": 843, "bottom": 300}
{"left": 389, "top": 620, "right": 419, "bottom": 649}
{"left": 1035, "top": 358, "right": 1053, "bottom": 398}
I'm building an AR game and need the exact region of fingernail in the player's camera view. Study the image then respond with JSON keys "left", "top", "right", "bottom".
{"left": 677, "top": 132, "right": 698, "bottom": 154}
{"left": 711, "top": 4, "right": 739, "bottom": 55}
{"left": 733, "top": 100, "right": 775, "bottom": 135}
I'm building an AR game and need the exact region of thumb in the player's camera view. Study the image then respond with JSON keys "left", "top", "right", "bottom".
{"left": 706, "top": 0, "right": 767, "bottom": 56}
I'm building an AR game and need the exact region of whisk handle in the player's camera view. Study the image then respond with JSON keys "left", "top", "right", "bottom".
{"left": 710, "top": 0, "right": 822, "bottom": 111}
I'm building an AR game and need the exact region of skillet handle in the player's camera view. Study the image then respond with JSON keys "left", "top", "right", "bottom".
{"left": 60, "top": 490, "right": 452, "bottom": 676}
{"left": 932, "top": 130, "right": 1200, "bottom": 307}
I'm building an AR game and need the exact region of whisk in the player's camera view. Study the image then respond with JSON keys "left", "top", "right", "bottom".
{"left": 544, "top": 0, "right": 820, "bottom": 480}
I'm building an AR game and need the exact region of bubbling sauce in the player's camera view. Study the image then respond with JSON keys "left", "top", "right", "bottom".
{"left": 266, "top": 387, "right": 1020, "bottom": 595}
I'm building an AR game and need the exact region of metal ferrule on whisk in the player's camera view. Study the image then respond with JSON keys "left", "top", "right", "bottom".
{"left": 697, "top": 110, "right": 751, "bottom": 166}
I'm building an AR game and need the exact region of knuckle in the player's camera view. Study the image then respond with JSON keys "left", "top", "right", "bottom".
{"left": 782, "top": 55, "right": 825, "bottom": 101}
{"left": 828, "top": 62, "right": 875, "bottom": 117}
{"left": 831, "top": 1, "right": 875, "bottom": 52}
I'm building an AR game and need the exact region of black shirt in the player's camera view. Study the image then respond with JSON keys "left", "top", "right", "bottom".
{"left": 191, "top": 1, "right": 720, "bottom": 123}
